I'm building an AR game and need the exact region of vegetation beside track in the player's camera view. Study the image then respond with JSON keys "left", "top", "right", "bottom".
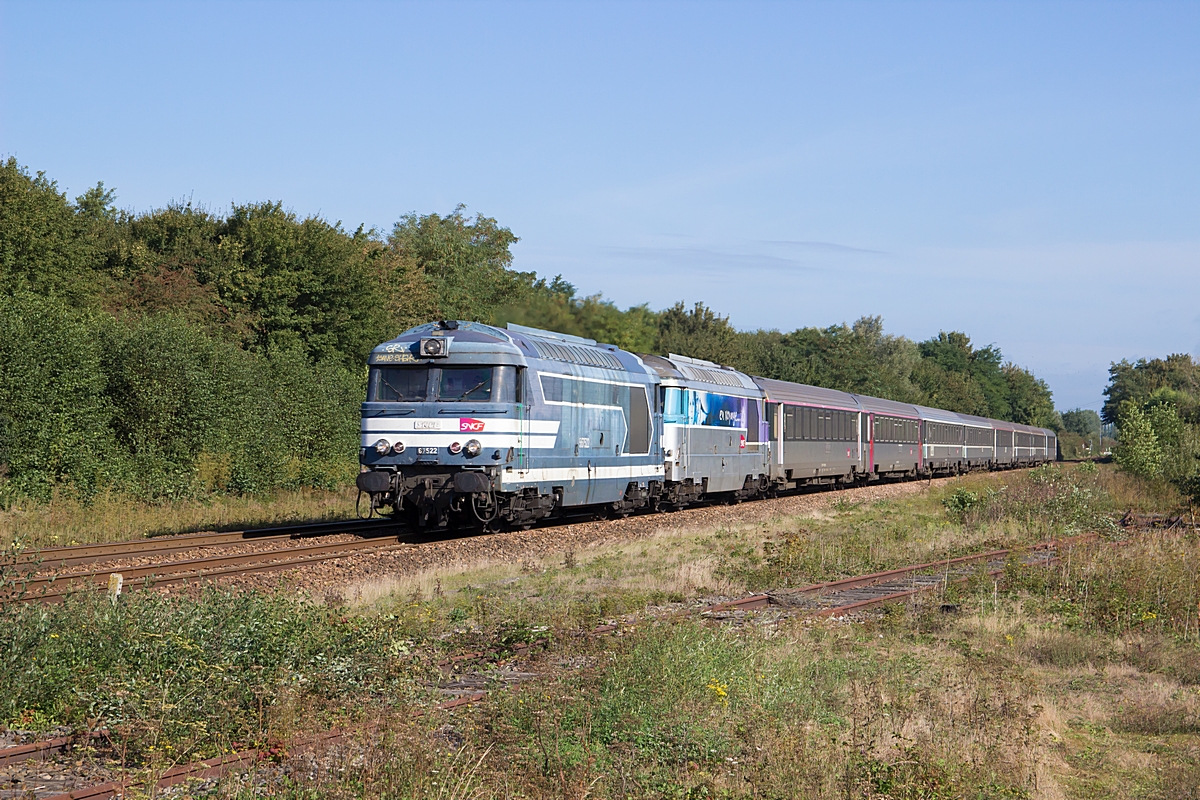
{"left": 0, "top": 485, "right": 357, "bottom": 550}
{"left": 4, "top": 464, "right": 1200, "bottom": 798}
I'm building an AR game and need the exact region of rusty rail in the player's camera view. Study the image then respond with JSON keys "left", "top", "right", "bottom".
{"left": 5, "top": 533, "right": 411, "bottom": 605}
{"left": 7, "top": 518, "right": 399, "bottom": 572}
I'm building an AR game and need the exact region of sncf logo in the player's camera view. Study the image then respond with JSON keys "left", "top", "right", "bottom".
{"left": 460, "top": 418, "right": 486, "bottom": 432}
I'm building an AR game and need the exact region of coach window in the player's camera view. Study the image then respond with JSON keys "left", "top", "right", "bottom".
{"left": 784, "top": 407, "right": 797, "bottom": 441}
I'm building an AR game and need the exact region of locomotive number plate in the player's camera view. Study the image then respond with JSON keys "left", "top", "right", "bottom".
{"left": 418, "top": 447, "right": 438, "bottom": 455}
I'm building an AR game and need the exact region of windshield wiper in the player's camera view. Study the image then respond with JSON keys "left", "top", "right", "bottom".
{"left": 381, "top": 376, "right": 422, "bottom": 402}
{"left": 452, "top": 379, "right": 490, "bottom": 400}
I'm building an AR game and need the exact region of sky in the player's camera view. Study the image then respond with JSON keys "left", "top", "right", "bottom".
{"left": 2, "top": 1, "right": 1198, "bottom": 412}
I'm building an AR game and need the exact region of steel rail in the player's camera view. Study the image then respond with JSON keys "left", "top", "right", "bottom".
{"left": 8, "top": 518, "right": 400, "bottom": 571}
{"left": 5, "top": 534, "right": 412, "bottom": 604}
{"left": 0, "top": 733, "right": 91, "bottom": 767}
{"left": 705, "top": 534, "right": 1100, "bottom": 618}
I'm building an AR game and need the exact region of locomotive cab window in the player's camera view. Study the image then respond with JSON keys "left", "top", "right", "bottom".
{"left": 368, "top": 366, "right": 519, "bottom": 403}
{"left": 438, "top": 366, "right": 519, "bottom": 402}
{"left": 370, "top": 367, "right": 430, "bottom": 402}
{"left": 438, "top": 367, "right": 493, "bottom": 402}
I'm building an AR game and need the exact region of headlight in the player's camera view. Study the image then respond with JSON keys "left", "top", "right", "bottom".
{"left": 392, "top": 441, "right": 406, "bottom": 454}
{"left": 373, "top": 439, "right": 391, "bottom": 455}
{"left": 448, "top": 441, "right": 463, "bottom": 455}
{"left": 464, "top": 439, "right": 482, "bottom": 457}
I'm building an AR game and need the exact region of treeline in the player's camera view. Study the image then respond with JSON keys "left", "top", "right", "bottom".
{"left": 1106, "top": 354, "right": 1200, "bottom": 502}
{"left": 0, "top": 158, "right": 1055, "bottom": 504}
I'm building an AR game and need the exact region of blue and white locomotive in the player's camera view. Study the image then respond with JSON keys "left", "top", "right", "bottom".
{"left": 356, "top": 320, "right": 1057, "bottom": 529}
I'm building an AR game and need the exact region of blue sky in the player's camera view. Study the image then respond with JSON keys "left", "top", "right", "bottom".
{"left": 3, "top": 1, "right": 1198, "bottom": 411}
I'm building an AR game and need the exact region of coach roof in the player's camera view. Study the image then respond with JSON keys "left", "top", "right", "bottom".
{"left": 753, "top": 377, "right": 860, "bottom": 411}
{"left": 851, "top": 394, "right": 920, "bottom": 418}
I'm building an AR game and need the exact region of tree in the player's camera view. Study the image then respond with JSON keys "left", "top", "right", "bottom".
{"left": 1103, "top": 355, "right": 1200, "bottom": 424}
{"left": 656, "top": 302, "right": 740, "bottom": 366}
{"left": 0, "top": 293, "right": 120, "bottom": 500}
{"left": 387, "top": 205, "right": 526, "bottom": 325}
{"left": 221, "top": 203, "right": 394, "bottom": 363}
{"left": 918, "top": 331, "right": 1011, "bottom": 419}
{"left": 1003, "top": 364, "right": 1058, "bottom": 428}
{"left": 912, "top": 359, "right": 989, "bottom": 415}
{"left": 1061, "top": 408, "right": 1102, "bottom": 437}
{"left": 1113, "top": 403, "right": 1164, "bottom": 479}
{"left": 0, "top": 158, "right": 97, "bottom": 301}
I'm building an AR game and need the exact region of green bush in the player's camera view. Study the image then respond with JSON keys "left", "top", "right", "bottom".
{"left": 943, "top": 487, "right": 983, "bottom": 519}
{"left": 0, "top": 589, "right": 426, "bottom": 760}
{"left": 0, "top": 293, "right": 122, "bottom": 502}
{"left": 0, "top": 294, "right": 361, "bottom": 503}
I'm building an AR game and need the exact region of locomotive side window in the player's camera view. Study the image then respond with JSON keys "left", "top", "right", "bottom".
{"left": 628, "top": 387, "right": 651, "bottom": 454}
{"left": 542, "top": 373, "right": 653, "bottom": 455}
{"left": 371, "top": 367, "right": 430, "bottom": 402}
{"left": 493, "top": 366, "right": 519, "bottom": 403}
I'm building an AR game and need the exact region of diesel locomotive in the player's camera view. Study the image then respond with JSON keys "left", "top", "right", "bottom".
{"left": 356, "top": 320, "right": 1056, "bottom": 529}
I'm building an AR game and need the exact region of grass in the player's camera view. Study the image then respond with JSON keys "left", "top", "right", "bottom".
{"left": 0, "top": 485, "right": 358, "bottom": 550}
{"left": 5, "top": 463, "right": 1200, "bottom": 798}
{"left": 346, "top": 527, "right": 1197, "bottom": 799}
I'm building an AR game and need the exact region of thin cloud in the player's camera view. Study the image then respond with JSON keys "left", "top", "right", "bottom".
{"left": 761, "top": 239, "right": 888, "bottom": 255}
{"left": 598, "top": 244, "right": 817, "bottom": 274}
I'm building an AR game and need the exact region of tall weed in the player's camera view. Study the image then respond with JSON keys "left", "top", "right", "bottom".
{"left": 0, "top": 589, "right": 430, "bottom": 762}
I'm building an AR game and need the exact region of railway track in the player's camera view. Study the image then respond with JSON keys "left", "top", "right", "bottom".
{"left": 6, "top": 469, "right": 1056, "bottom": 608}
{"left": 704, "top": 533, "right": 1097, "bottom": 619}
{"left": 8, "top": 518, "right": 399, "bottom": 571}
{"left": 6, "top": 530, "right": 1109, "bottom": 799}
{"left": 1, "top": 518, "right": 405, "bottom": 604}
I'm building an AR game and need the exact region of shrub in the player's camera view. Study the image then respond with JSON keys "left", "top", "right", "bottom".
{"left": 0, "top": 588, "right": 428, "bottom": 761}
{"left": 943, "top": 487, "right": 982, "bottom": 519}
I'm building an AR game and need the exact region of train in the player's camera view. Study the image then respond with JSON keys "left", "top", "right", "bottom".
{"left": 355, "top": 320, "right": 1057, "bottom": 529}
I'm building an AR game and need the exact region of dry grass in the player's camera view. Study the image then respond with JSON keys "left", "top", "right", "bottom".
{"left": 12, "top": 462, "right": 1200, "bottom": 798}
{"left": 0, "top": 486, "right": 358, "bottom": 549}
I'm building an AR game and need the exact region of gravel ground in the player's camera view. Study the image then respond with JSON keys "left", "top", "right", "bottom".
{"left": 217, "top": 477, "right": 956, "bottom": 601}
{"left": 0, "top": 741, "right": 121, "bottom": 800}
{"left": 22, "top": 533, "right": 381, "bottom": 581}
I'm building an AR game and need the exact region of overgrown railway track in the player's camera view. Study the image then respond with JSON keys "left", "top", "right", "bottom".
{"left": 705, "top": 534, "right": 1097, "bottom": 619}
{"left": 4, "top": 530, "right": 1115, "bottom": 799}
